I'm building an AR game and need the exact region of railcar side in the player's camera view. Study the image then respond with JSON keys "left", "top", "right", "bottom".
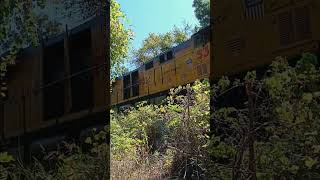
{"left": 0, "top": 15, "right": 108, "bottom": 157}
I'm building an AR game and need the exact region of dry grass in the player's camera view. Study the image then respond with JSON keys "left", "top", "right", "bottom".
{"left": 110, "top": 154, "right": 170, "bottom": 180}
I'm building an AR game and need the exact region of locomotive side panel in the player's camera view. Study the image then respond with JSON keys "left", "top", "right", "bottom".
{"left": 212, "top": 0, "right": 320, "bottom": 78}
{"left": 153, "top": 61, "right": 162, "bottom": 94}
{"left": 91, "top": 17, "right": 108, "bottom": 112}
{"left": 138, "top": 68, "right": 146, "bottom": 98}
{"left": 190, "top": 40, "right": 205, "bottom": 83}
{"left": 175, "top": 43, "right": 194, "bottom": 86}
{"left": 3, "top": 74, "right": 24, "bottom": 138}
{"left": 147, "top": 63, "right": 157, "bottom": 95}
{"left": 144, "top": 66, "right": 154, "bottom": 96}
{"left": 25, "top": 47, "right": 50, "bottom": 132}
{"left": 212, "top": 0, "right": 248, "bottom": 77}
{"left": 117, "top": 78, "right": 123, "bottom": 104}
{"left": 311, "top": 1, "right": 320, "bottom": 49}
{"left": 197, "top": 43, "right": 210, "bottom": 79}
{"left": 111, "top": 81, "right": 118, "bottom": 105}
{"left": 3, "top": 51, "right": 40, "bottom": 138}
{"left": 161, "top": 59, "right": 176, "bottom": 90}
{"left": 267, "top": 0, "right": 319, "bottom": 59}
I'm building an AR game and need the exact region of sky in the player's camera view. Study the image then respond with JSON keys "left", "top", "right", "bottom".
{"left": 118, "top": 0, "right": 200, "bottom": 69}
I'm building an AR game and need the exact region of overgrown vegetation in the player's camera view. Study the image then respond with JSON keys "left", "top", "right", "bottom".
{"left": 111, "top": 79, "right": 210, "bottom": 179}
{"left": 1, "top": 54, "right": 319, "bottom": 179}
{"left": 208, "top": 53, "right": 320, "bottom": 179}
{"left": 110, "top": 53, "right": 320, "bottom": 179}
{"left": 0, "top": 128, "right": 109, "bottom": 179}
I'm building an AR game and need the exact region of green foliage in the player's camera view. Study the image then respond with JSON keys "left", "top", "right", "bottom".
{"left": 110, "top": 0, "right": 133, "bottom": 78}
{"left": 209, "top": 53, "right": 320, "bottom": 179}
{"left": 0, "top": 152, "right": 14, "bottom": 163}
{"left": 0, "top": 128, "right": 109, "bottom": 179}
{"left": 111, "top": 79, "right": 211, "bottom": 178}
{"left": 192, "top": 0, "right": 210, "bottom": 27}
{"left": 132, "top": 25, "right": 190, "bottom": 65}
{"left": 0, "top": 0, "right": 63, "bottom": 76}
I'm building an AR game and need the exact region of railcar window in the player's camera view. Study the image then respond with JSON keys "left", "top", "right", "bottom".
{"left": 159, "top": 54, "right": 165, "bottom": 63}
{"left": 69, "top": 28, "right": 93, "bottom": 112}
{"left": 123, "top": 75, "right": 131, "bottom": 99}
{"left": 43, "top": 40, "right": 65, "bottom": 120}
{"left": 131, "top": 71, "right": 139, "bottom": 97}
{"left": 123, "top": 75, "right": 131, "bottom": 88}
{"left": 166, "top": 51, "right": 173, "bottom": 60}
{"left": 145, "top": 61, "right": 153, "bottom": 70}
{"left": 131, "top": 71, "right": 139, "bottom": 85}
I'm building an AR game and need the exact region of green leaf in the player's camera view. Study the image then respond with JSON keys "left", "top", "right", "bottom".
{"left": 302, "top": 93, "right": 313, "bottom": 103}
{"left": 85, "top": 137, "right": 92, "bottom": 144}
{"left": 312, "top": 145, "right": 320, "bottom": 154}
{"left": 0, "top": 152, "right": 13, "bottom": 163}
{"left": 305, "top": 156, "right": 317, "bottom": 169}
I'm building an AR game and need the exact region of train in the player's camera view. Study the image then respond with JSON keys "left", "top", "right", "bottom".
{"left": 211, "top": 0, "right": 319, "bottom": 78}
{"left": 110, "top": 26, "right": 211, "bottom": 107}
{"left": 111, "top": 0, "right": 320, "bottom": 108}
{"left": 0, "top": 14, "right": 109, "bottom": 161}
{"left": 2, "top": 0, "right": 320, "bottom": 162}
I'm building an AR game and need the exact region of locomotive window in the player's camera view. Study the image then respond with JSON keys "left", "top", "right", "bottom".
{"left": 69, "top": 28, "right": 93, "bottom": 112}
{"left": 166, "top": 51, "right": 173, "bottom": 60}
{"left": 194, "top": 34, "right": 203, "bottom": 48}
{"left": 159, "top": 54, "right": 165, "bottom": 63}
{"left": 145, "top": 61, "right": 153, "bottom": 70}
{"left": 43, "top": 40, "right": 65, "bottom": 120}
{"left": 203, "top": 28, "right": 210, "bottom": 44}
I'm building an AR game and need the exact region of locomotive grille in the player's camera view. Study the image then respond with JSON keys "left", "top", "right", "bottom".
{"left": 244, "top": 0, "right": 265, "bottom": 20}
{"left": 278, "top": 6, "right": 311, "bottom": 46}
{"left": 278, "top": 11, "right": 294, "bottom": 45}
{"left": 294, "top": 6, "right": 311, "bottom": 41}
{"left": 226, "top": 38, "right": 245, "bottom": 55}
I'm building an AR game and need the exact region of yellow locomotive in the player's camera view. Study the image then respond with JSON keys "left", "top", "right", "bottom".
{"left": 111, "top": 0, "right": 320, "bottom": 107}
{"left": 211, "top": 0, "right": 319, "bottom": 78}
{"left": 111, "top": 26, "right": 211, "bottom": 106}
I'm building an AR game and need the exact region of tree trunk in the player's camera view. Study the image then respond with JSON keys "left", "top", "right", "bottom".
{"left": 246, "top": 82, "right": 257, "bottom": 180}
